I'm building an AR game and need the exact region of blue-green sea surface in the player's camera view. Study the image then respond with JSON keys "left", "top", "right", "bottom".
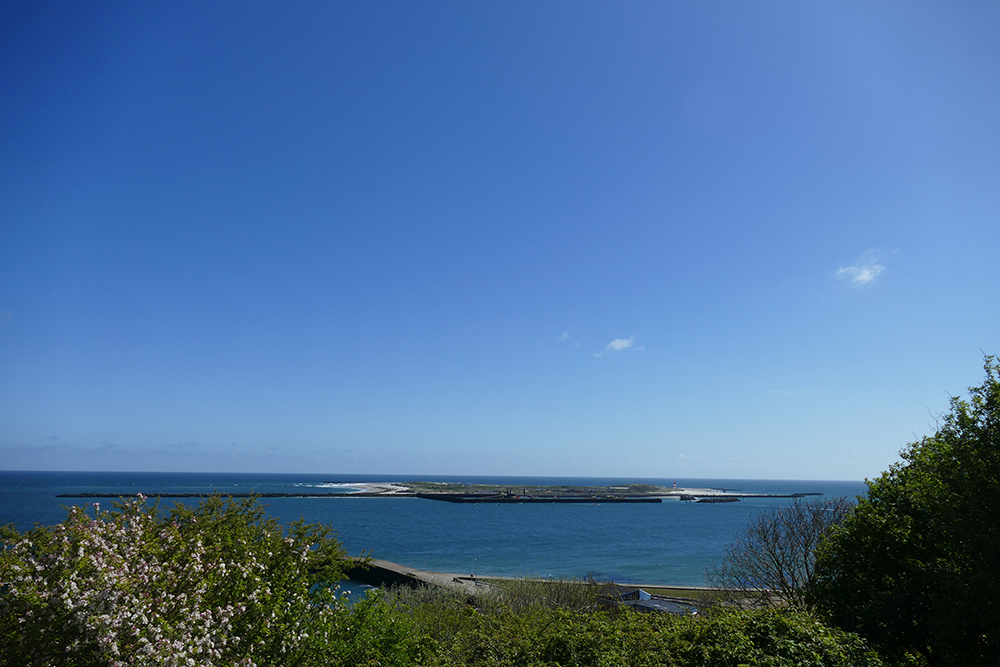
{"left": 0, "top": 471, "right": 866, "bottom": 586}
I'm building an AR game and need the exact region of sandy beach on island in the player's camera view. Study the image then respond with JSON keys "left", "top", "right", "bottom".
{"left": 349, "top": 483, "right": 412, "bottom": 494}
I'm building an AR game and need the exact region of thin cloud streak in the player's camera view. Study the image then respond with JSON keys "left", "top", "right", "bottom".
{"left": 594, "top": 337, "right": 643, "bottom": 357}
{"left": 837, "top": 249, "right": 885, "bottom": 286}
{"left": 607, "top": 338, "right": 634, "bottom": 351}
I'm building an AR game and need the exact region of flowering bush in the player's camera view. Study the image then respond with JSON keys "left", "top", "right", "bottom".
{"left": 0, "top": 495, "right": 359, "bottom": 667}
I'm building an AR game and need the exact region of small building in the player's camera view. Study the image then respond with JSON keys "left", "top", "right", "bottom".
{"left": 617, "top": 587, "right": 652, "bottom": 601}
{"left": 600, "top": 584, "right": 699, "bottom": 616}
{"left": 626, "top": 598, "right": 699, "bottom": 615}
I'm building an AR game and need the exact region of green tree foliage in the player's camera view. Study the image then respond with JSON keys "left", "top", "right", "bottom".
{"left": 380, "top": 583, "right": 882, "bottom": 666}
{"left": 810, "top": 357, "right": 1000, "bottom": 666}
{"left": 421, "top": 605, "right": 883, "bottom": 667}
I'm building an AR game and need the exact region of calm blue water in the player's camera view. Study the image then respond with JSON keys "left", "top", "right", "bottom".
{"left": 0, "top": 471, "right": 866, "bottom": 586}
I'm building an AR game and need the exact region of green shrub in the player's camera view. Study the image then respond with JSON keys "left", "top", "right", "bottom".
{"left": 0, "top": 495, "right": 418, "bottom": 667}
{"left": 811, "top": 357, "right": 1000, "bottom": 666}
{"left": 396, "top": 597, "right": 881, "bottom": 666}
{"left": 483, "top": 577, "right": 604, "bottom": 614}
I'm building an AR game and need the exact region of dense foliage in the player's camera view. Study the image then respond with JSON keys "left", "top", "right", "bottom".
{"left": 810, "top": 357, "right": 1000, "bottom": 666}
{"left": 2, "top": 495, "right": 884, "bottom": 666}
{"left": 0, "top": 495, "right": 423, "bottom": 667}
{"left": 388, "top": 585, "right": 884, "bottom": 667}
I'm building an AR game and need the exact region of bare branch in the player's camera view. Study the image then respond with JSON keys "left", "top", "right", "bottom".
{"left": 708, "top": 496, "right": 853, "bottom": 608}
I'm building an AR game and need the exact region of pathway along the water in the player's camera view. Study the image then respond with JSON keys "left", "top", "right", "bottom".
{"left": 343, "top": 558, "right": 712, "bottom": 613}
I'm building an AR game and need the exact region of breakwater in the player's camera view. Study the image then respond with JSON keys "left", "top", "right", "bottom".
{"left": 55, "top": 491, "right": 416, "bottom": 498}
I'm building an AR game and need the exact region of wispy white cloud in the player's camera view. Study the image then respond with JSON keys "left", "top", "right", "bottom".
{"left": 558, "top": 331, "right": 570, "bottom": 341}
{"left": 607, "top": 337, "right": 634, "bottom": 351}
{"left": 836, "top": 249, "right": 885, "bottom": 286}
{"left": 594, "top": 337, "right": 643, "bottom": 357}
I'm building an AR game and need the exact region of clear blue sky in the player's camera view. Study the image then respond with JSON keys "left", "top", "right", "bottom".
{"left": 1, "top": 1, "right": 998, "bottom": 479}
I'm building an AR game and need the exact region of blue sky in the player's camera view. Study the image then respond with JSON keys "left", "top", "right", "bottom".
{"left": 1, "top": 1, "right": 998, "bottom": 479}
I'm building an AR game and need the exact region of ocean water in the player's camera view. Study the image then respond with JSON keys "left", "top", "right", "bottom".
{"left": 0, "top": 471, "right": 867, "bottom": 586}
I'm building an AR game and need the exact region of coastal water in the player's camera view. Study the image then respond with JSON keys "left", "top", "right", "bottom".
{"left": 0, "top": 471, "right": 867, "bottom": 586}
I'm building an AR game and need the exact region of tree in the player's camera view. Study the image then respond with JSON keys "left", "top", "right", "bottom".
{"left": 708, "top": 496, "right": 853, "bottom": 608}
{"left": 810, "top": 357, "right": 1000, "bottom": 667}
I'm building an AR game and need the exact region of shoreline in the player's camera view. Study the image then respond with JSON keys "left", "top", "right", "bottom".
{"left": 345, "top": 557, "right": 719, "bottom": 603}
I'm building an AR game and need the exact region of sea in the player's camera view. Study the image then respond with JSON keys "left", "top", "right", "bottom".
{"left": 0, "top": 471, "right": 867, "bottom": 588}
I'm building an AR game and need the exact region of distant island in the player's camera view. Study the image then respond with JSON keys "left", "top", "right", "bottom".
{"left": 57, "top": 481, "right": 822, "bottom": 503}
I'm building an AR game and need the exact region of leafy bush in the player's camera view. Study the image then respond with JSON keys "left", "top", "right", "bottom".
{"left": 381, "top": 582, "right": 881, "bottom": 666}
{"left": 384, "top": 584, "right": 480, "bottom": 646}
{"left": 0, "top": 495, "right": 423, "bottom": 667}
{"left": 429, "top": 606, "right": 882, "bottom": 667}
{"left": 484, "top": 577, "right": 604, "bottom": 614}
{"left": 810, "top": 357, "right": 1000, "bottom": 666}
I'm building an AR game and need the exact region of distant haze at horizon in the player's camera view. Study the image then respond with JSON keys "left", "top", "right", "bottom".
{"left": 1, "top": 2, "right": 998, "bottom": 480}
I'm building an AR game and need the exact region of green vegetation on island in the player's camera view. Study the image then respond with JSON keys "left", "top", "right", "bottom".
{"left": 402, "top": 481, "right": 672, "bottom": 496}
